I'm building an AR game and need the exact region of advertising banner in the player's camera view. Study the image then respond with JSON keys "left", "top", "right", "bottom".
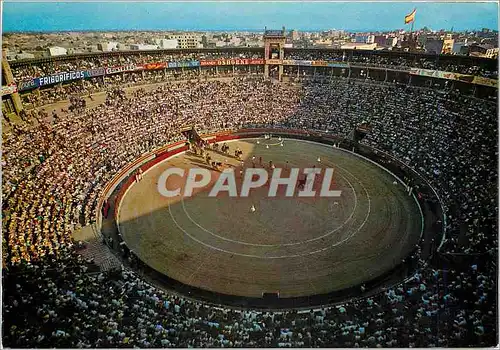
{"left": 225, "top": 59, "right": 249, "bottom": 66}
{"left": 472, "top": 76, "right": 498, "bottom": 88}
{"left": 233, "top": 58, "right": 259, "bottom": 65}
{"left": 296, "top": 60, "right": 312, "bottom": 66}
{"left": 37, "top": 70, "right": 89, "bottom": 87}
{"left": 105, "top": 64, "right": 138, "bottom": 75}
{"left": 2, "top": 84, "right": 18, "bottom": 96}
{"left": 167, "top": 61, "right": 200, "bottom": 68}
{"left": 311, "top": 61, "right": 328, "bottom": 67}
{"left": 434, "top": 71, "right": 455, "bottom": 80}
{"left": 265, "top": 59, "right": 283, "bottom": 65}
{"left": 410, "top": 68, "right": 480, "bottom": 85}
{"left": 410, "top": 68, "right": 446, "bottom": 78}
{"left": 418, "top": 69, "right": 440, "bottom": 78}
{"left": 143, "top": 62, "right": 167, "bottom": 70}
{"left": 451, "top": 72, "right": 474, "bottom": 83}
{"left": 249, "top": 58, "right": 264, "bottom": 65}
{"left": 187, "top": 60, "right": 201, "bottom": 67}
{"left": 86, "top": 67, "right": 106, "bottom": 77}
{"left": 327, "top": 62, "right": 350, "bottom": 68}
{"left": 200, "top": 58, "right": 264, "bottom": 66}
{"left": 17, "top": 79, "right": 38, "bottom": 92}
{"left": 200, "top": 60, "right": 218, "bottom": 66}
{"left": 397, "top": 67, "right": 412, "bottom": 73}
{"left": 282, "top": 60, "right": 322, "bottom": 66}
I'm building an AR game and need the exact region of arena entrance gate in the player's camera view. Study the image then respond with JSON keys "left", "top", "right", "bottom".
{"left": 180, "top": 125, "right": 205, "bottom": 153}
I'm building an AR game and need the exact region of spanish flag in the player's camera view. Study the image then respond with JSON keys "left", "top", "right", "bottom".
{"left": 405, "top": 8, "right": 416, "bottom": 24}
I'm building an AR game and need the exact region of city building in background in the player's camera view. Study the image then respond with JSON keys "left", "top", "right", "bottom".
{"left": 154, "top": 38, "right": 179, "bottom": 49}
{"left": 97, "top": 41, "right": 119, "bottom": 52}
{"left": 1, "top": 25, "right": 498, "bottom": 59}
{"left": 171, "top": 33, "right": 202, "bottom": 49}
{"left": 130, "top": 43, "right": 159, "bottom": 50}
{"left": 47, "top": 46, "right": 67, "bottom": 57}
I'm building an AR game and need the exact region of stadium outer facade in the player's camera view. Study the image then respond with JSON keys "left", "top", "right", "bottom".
{"left": 1, "top": 46, "right": 496, "bottom": 309}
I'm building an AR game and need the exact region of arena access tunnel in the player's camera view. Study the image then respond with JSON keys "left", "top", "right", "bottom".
{"left": 96, "top": 128, "right": 445, "bottom": 310}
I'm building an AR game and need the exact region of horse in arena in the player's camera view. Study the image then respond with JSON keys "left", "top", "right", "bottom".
{"left": 2, "top": 48, "right": 498, "bottom": 348}
{"left": 297, "top": 178, "right": 306, "bottom": 190}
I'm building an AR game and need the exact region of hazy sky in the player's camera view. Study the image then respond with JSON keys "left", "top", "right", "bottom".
{"left": 2, "top": 2, "right": 498, "bottom": 32}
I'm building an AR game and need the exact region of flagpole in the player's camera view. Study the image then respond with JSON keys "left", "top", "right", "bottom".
{"left": 410, "top": 8, "right": 416, "bottom": 50}
{"left": 411, "top": 19, "right": 414, "bottom": 50}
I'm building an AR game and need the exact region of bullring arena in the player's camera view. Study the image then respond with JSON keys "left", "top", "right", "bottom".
{"left": 2, "top": 39, "right": 497, "bottom": 347}
{"left": 116, "top": 137, "right": 422, "bottom": 299}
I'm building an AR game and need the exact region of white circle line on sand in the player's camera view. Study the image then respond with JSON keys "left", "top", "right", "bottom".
{"left": 168, "top": 168, "right": 371, "bottom": 259}
{"left": 118, "top": 138, "right": 417, "bottom": 261}
{"left": 179, "top": 163, "right": 359, "bottom": 247}
{"left": 260, "top": 140, "right": 283, "bottom": 147}
{"left": 167, "top": 139, "right": 372, "bottom": 258}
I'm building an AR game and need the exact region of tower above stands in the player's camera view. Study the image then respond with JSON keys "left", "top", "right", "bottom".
{"left": 264, "top": 27, "right": 286, "bottom": 39}
{"left": 263, "top": 27, "right": 286, "bottom": 81}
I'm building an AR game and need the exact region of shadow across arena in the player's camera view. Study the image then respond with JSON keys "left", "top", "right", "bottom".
{"left": 100, "top": 131, "right": 444, "bottom": 310}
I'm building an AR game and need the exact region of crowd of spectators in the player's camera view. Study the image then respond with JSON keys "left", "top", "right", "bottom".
{"left": 21, "top": 81, "right": 104, "bottom": 108}
{"left": 10, "top": 49, "right": 497, "bottom": 83}
{"left": 3, "top": 75, "right": 497, "bottom": 347}
{"left": 4, "top": 253, "right": 496, "bottom": 348}
{"left": 19, "top": 66, "right": 265, "bottom": 108}
{"left": 11, "top": 51, "right": 262, "bottom": 81}
{"left": 285, "top": 51, "right": 497, "bottom": 79}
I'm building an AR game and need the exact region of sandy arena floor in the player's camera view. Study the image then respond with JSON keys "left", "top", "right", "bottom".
{"left": 117, "top": 138, "right": 422, "bottom": 298}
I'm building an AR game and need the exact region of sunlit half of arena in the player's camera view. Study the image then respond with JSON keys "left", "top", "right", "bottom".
{"left": 2, "top": 25, "right": 498, "bottom": 348}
